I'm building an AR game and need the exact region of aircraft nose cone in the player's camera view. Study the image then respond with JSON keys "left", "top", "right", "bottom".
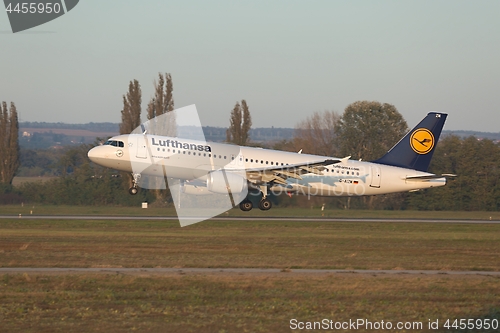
{"left": 87, "top": 146, "right": 101, "bottom": 163}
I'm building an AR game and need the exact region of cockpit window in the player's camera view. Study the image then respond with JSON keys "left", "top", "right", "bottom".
{"left": 103, "top": 140, "right": 124, "bottom": 147}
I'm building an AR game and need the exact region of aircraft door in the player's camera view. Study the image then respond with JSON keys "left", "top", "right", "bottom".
{"left": 370, "top": 165, "right": 381, "bottom": 188}
{"left": 136, "top": 136, "right": 148, "bottom": 159}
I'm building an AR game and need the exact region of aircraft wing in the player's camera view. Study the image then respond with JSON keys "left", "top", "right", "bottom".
{"left": 239, "top": 157, "right": 346, "bottom": 186}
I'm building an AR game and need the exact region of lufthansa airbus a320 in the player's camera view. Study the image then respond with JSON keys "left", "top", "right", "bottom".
{"left": 88, "top": 112, "right": 453, "bottom": 212}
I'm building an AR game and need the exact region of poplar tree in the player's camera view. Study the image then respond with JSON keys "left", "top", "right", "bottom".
{"left": 0, "top": 102, "right": 20, "bottom": 185}
{"left": 226, "top": 99, "right": 252, "bottom": 145}
{"left": 146, "top": 73, "right": 175, "bottom": 203}
{"left": 119, "top": 80, "right": 142, "bottom": 134}
{"left": 147, "top": 73, "right": 174, "bottom": 120}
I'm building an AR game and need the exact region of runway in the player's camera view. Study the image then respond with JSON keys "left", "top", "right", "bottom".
{"left": 0, "top": 214, "right": 498, "bottom": 224}
{"left": 1, "top": 267, "right": 499, "bottom": 276}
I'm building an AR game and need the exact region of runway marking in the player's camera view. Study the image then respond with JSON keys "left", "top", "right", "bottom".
{"left": 0, "top": 267, "right": 499, "bottom": 276}
{"left": 0, "top": 215, "right": 499, "bottom": 224}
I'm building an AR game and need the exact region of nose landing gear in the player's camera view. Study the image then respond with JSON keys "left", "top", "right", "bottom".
{"left": 129, "top": 173, "right": 141, "bottom": 195}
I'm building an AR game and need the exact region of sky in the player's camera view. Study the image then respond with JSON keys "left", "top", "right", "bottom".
{"left": 1, "top": 1, "right": 499, "bottom": 132}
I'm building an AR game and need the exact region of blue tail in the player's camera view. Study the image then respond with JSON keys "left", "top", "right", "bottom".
{"left": 372, "top": 112, "right": 447, "bottom": 172}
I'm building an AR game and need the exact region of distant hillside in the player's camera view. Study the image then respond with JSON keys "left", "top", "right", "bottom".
{"left": 18, "top": 122, "right": 499, "bottom": 149}
{"left": 442, "top": 130, "right": 500, "bottom": 141}
{"left": 19, "top": 122, "right": 297, "bottom": 149}
{"left": 19, "top": 122, "right": 119, "bottom": 149}
{"left": 20, "top": 121, "right": 118, "bottom": 132}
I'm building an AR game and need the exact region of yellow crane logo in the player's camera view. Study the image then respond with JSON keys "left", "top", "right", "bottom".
{"left": 410, "top": 128, "right": 434, "bottom": 154}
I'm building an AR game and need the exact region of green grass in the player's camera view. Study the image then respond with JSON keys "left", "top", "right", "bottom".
{"left": 1, "top": 273, "right": 499, "bottom": 333}
{"left": 1, "top": 218, "right": 500, "bottom": 271}
{"left": 1, "top": 216, "right": 500, "bottom": 332}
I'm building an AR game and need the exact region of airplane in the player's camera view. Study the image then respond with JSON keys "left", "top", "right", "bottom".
{"left": 87, "top": 112, "right": 453, "bottom": 213}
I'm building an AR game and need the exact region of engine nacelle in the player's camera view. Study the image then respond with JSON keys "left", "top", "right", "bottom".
{"left": 207, "top": 171, "right": 248, "bottom": 194}
{"left": 181, "top": 183, "right": 212, "bottom": 196}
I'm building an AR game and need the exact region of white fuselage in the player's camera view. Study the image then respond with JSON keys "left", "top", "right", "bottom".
{"left": 88, "top": 134, "right": 446, "bottom": 197}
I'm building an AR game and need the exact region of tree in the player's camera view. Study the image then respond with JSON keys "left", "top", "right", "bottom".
{"left": 407, "top": 135, "right": 500, "bottom": 211}
{"left": 119, "top": 80, "right": 142, "bottom": 135}
{"left": 226, "top": 100, "right": 252, "bottom": 145}
{"left": 147, "top": 73, "right": 174, "bottom": 120}
{"left": 334, "top": 101, "right": 408, "bottom": 210}
{"left": 146, "top": 73, "right": 175, "bottom": 204}
{"left": 294, "top": 110, "right": 339, "bottom": 156}
{"left": 0, "top": 101, "right": 20, "bottom": 186}
{"left": 334, "top": 101, "right": 408, "bottom": 161}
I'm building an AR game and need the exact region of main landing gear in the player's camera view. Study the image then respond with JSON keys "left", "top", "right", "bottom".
{"left": 129, "top": 173, "right": 141, "bottom": 195}
{"left": 239, "top": 185, "right": 272, "bottom": 211}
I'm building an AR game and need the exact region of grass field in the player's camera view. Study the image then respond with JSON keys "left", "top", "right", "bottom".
{"left": 1, "top": 215, "right": 500, "bottom": 332}
{"left": 1, "top": 273, "right": 499, "bottom": 333}
{"left": 1, "top": 219, "right": 500, "bottom": 271}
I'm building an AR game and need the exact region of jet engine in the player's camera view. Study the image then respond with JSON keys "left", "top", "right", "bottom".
{"left": 181, "top": 183, "right": 212, "bottom": 195}
{"left": 207, "top": 170, "right": 248, "bottom": 194}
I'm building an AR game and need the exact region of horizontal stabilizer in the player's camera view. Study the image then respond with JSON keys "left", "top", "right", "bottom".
{"left": 405, "top": 174, "right": 456, "bottom": 181}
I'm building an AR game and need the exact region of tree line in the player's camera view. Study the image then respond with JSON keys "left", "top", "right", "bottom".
{"left": 2, "top": 89, "right": 499, "bottom": 211}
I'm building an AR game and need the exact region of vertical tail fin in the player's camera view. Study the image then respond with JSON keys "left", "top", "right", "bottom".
{"left": 372, "top": 112, "right": 447, "bottom": 172}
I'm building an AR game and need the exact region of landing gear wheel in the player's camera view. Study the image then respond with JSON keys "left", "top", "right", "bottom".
{"left": 258, "top": 198, "right": 272, "bottom": 211}
{"left": 239, "top": 200, "right": 253, "bottom": 212}
{"left": 129, "top": 173, "right": 141, "bottom": 195}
